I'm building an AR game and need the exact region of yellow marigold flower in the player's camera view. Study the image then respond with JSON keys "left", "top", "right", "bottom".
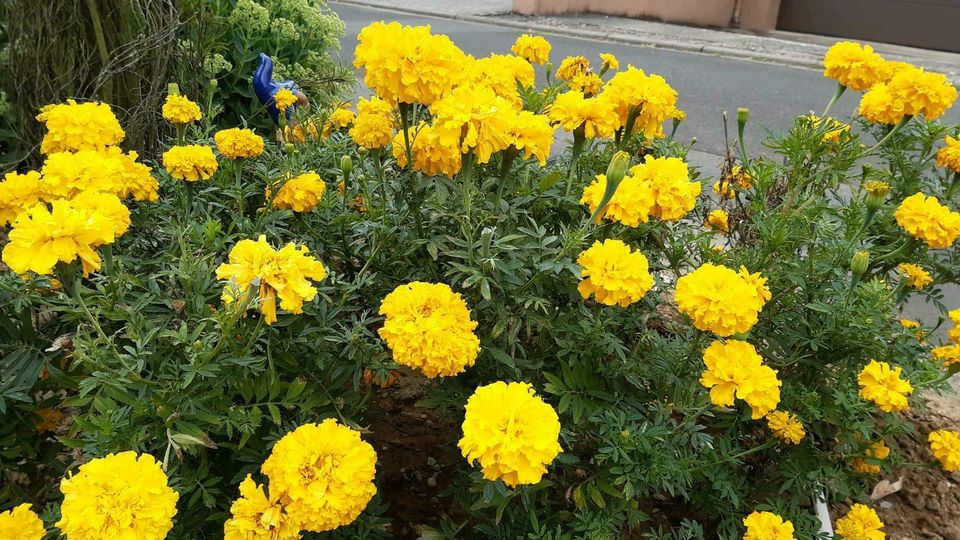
{"left": 262, "top": 420, "right": 377, "bottom": 532}
{"left": 581, "top": 172, "right": 655, "bottom": 227}
{"left": 936, "top": 135, "right": 960, "bottom": 173}
{"left": 897, "top": 263, "right": 932, "bottom": 290}
{"left": 431, "top": 86, "right": 515, "bottom": 164}
{"left": 835, "top": 504, "right": 885, "bottom": 540}
{"left": 894, "top": 192, "right": 960, "bottom": 249}
{"left": 600, "top": 66, "right": 679, "bottom": 139}
{"left": 899, "top": 318, "right": 920, "bottom": 329}
{"left": 630, "top": 155, "right": 700, "bottom": 221}
{"left": 354, "top": 22, "right": 466, "bottom": 105}
{"left": 932, "top": 344, "right": 960, "bottom": 369}
{"left": 858, "top": 359, "right": 913, "bottom": 412}
{"left": 853, "top": 440, "right": 890, "bottom": 474}
{"left": 215, "top": 128, "right": 265, "bottom": 159}
{"left": 2, "top": 194, "right": 127, "bottom": 276}
{"left": 807, "top": 114, "right": 850, "bottom": 143}
{"left": 162, "top": 94, "right": 202, "bottom": 124}
{"left": 0, "top": 171, "right": 43, "bottom": 226}
{"left": 163, "top": 144, "right": 219, "bottom": 181}
{"left": 35, "top": 99, "right": 124, "bottom": 154}
{"left": 766, "top": 411, "right": 805, "bottom": 444}
{"left": 555, "top": 55, "right": 589, "bottom": 81}
{"left": 378, "top": 282, "right": 480, "bottom": 377}
{"left": 706, "top": 209, "right": 729, "bottom": 233}
{"left": 508, "top": 111, "right": 554, "bottom": 166}
{"left": 458, "top": 381, "right": 562, "bottom": 487}
{"left": 576, "top": 239, "right": 654, "bottom": 308}
{"left": 675, "top": 263, "right": 767, "bottom": 336}
{"left": 41, "top": 147, "right": 158, "bottom": 202}
{"left": 272, "top": 88, "right": 297, "bottom": 112}
{"left": 57, "top": 451, "right": 178, "bottom": 540}
{"left": 548, "top": 91, "right": 619, "bottom": 139}
{"left": 929, "top": 429, "right": 960, "bottom": 472}
{"left": 599, "top": 53, "right": 619, "bottom": 71}
{"left": 713, "top": 179, "right": 735, "bottom": 199}
{"left": 882, "top": 60, "right": 914, "bottom": 81}
{"left": 886, "top": 66, "right": 957, "bottom": 121}
{"left": 858, "top": 82, "right": 905, "bottom": 125}
{"left": 864, "top": 180, "right": 890, "bottom": 197}
{"left": 392, "top": 122, "right": 462, "bottom": 177}
{"left": 0, "top": 503, "right": 45, "bottom": 540}
{"left": 743, "top": 511, "right": 795, "bottom": 540}
{"left": 511, "top": 34, "right": 551, "bottom": 65}
{"left": 950, "top": 308, "right": 960, "bottom": 343}
{"left": 569, "top": 72, "right": 603, "bottom": 95}
{"left": 463, "top": 54, "right": 535, "bottom": 108}
{"left": 349, "top": 96, "right": 396, "bottom": 149}
{"left": 270, "top": 171, "right": 326, "bottom": 212}
{"left": 223, "top": 475, "right": 300, "bottom": 540}
{"left": 730, "top": 165, "right": 753, "bottom": 189}
{"left": 215, "top": 236, "right": 327, "bottom": 324}
{"left": 823, "top": 41, "right": 889, "bottom": 91}
{"left": 700, "top": 339, "right": 781, "bottom": 419}
{"left": 322, "top": 105, "right": 357, "bottom": 138}
{"left": 34, "top": 406, "right": 63, "bottom": 433}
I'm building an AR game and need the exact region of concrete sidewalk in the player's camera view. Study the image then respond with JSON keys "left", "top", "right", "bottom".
{"left": 333, "top": 0, "right": 960, "bottom": 84}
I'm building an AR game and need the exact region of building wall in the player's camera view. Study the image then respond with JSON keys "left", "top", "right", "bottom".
{"left": 512, "top": 0, "right": 781, "bottom": 31}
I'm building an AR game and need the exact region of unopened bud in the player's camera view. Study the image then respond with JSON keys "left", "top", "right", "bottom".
{"left": 341, "top": 155, "right": 353, "bottom": 180}
{"left": 544, "top": 62, "right": 554, "bottom": 79}
{"left": 737, "top": 107, "right": 750, "bottom": 126}
{"left": 167, "top": 82, "right": 181, "bottom": 97}
{"left": 589, "top": 151, "right": 631, "bottom": 223}
{"left": 284, "top": 143, "right": 295, "bottom": 155}
{"left": 209, "top": 78, "right": 218, "bottom": 90}
{"left": 863, "top": 180, "right": 890, "bottom": 212}
{"left": 851, "top": 250, "right": 870, "bottom": 277}
{"left": 358, "top": 147, "right": 368, "bottom": 159}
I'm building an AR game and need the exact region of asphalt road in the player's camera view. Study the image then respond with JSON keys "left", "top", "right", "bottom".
{"left": 329, "top": 2, "right": 960, "bottom": 160}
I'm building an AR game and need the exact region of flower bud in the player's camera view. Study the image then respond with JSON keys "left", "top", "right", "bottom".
{"left": 851, "top": 250, "right": 870, "bottom": 277}
{"left": 589, "top": 151, "right": 631, "bottom": 223}
{"left": 358, "top": 147, "right": 368, "bottom": 159}
{"left": 544, "top": 62, "right": 554, "bottom": 79}
{"left": 341, "top": 155, "right": 353, "bottom": 180}
{"left": 209, "top": 78, "right": 218, "bottom": 90}
{"left": 284, "top": 143, "right": 295, "bottom": 155}
{"left": 737, "top": 107, "right": 750, "bottom": 127}
{"left": 167, "top": 82, "right": 181, "bottom": 97}
{"left": 864, "top": 180, "right": 890, "bottom": 212}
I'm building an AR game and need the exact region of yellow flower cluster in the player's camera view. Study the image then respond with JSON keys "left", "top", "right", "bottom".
{"left": 0, "top": 504, "right": 45, "bottom": 540}
{"left": 806, "top": 114, "right": 850, "bottom": 143}
{"left": 162, "top": 94, "right": 202, "bottom": 124}
{"left": 349, "top": 96, "right": 396, "bottom": 149}
{"left": 599, "top": 53, "right": 619, "bottom": 71}
{"left": 742, "top": 511, "right": 795, "bottom": 540}
{"left": 511, "top": 34, "right": 550, "bottom": 64}
{"left": 377, "top": 281, "right": 480, "bottom": 377}
{"left": 581, "top": 156, "right": 699, "bottom": 225}
{"left": 936, "top": 135, "right": 960, "bottom": 173}
{"left": 860, "top": 65, "right": 957, "bottom": 124}
{"left": 576, "top": 239, "right": 654, "bottom": 308}
{"left": 270, "top": 171, "right": 326, "bottom": 212}
{"left": 835, "top": 504, "right": 885, "bottom": 540}
{"left": 548, "top": 91, "right": 619, "bottom": 139}
{"left": 823, "top": 42, "right": 889, "bottom": 91}
{"left": 601, "top": 66, "right": 680, "bottom": 139}
{"left": 273, "top": 88, "right": 297, "bottom": 112}
{"left": 858, "top": 360, "right": 913, "bottom": 412}
{"left": 392, "top": 122, "right": 462, "bottom": 177}
{"left": 853, "top": 440, "right": 890, "bottom": 474}
{"left": 224, "top": 475, "right": 300, "bottom": 540}
{"left": 929, "top": 429, "right": 960, "bottom": 472}
{"left": 569, "top": 72, "right": 603, "bottom": 95}
{"left": 508, "top": 111, "right": 555, "bottom": 166}
{"left": 931, "top": 344, "right": 960, "bottom": 369}
{"left": 322, "top": 104, "right": 357, "bottom": 138}
{"left": 766, "top": 410, "right": 805, "bottom": 444}
{"left": 458, "top": 381, "right": 562, "bottom": 486}
{"left": 35, "top": 99, "right": 125, "bottom": 154}
{"left": 707, "top": 209, "right": 730, "bottom": 232}
{"left": 949, "top": 308, "right": 960, "bottom": 343}
{"left": 0, "top": 171, "right": 43, "bottom": 226}
{"left": 555, "top": 55, "right": 589, "bottom": 81}
{"left": 215, "top": 236, "right": 328, "bottom": 324}
{"left": 354, "top": 22, "right": 466, "bottom": 105}
{"left": 897, "top": 263, "right": 932, "bottom": 290}
{"left": 40, "top": 146, "right": 159, "bottom": 202}
{"left": 894, "top": 192, "right": 960, "bottom": 249}
{"left": 700, "top": 339, "right": 781, "bottom": 419}
{"left": 57, "top": 451, "right": 179, "bottom": 540}
{"left": 462, "top": 53, "right": 535, "bottom": 108}
{"left": 261, "top": 420, "right": 377, "bottom": 532}
{"left": 163, "top": 144, "right": 220, "bottom": 181}
{"left": 215, "top": 128, "right": 265, "bottom": 159}
{"left": 431, "top": 85, "right": 515, "bottom": 164}
{"left": 675, "top": 263, "right": 768, "bottom": 336}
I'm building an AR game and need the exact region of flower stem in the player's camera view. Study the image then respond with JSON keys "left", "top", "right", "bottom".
{"left": 566, "top": 128, "right": 586, "bottom": 198}
{"left": 399, "top": 102, "right": 414, "bottom": 172}
{"left": 822, "top": 83, "right": 846, "bottom": 118}
{"left": 860, "top": 115, "right": 911, "bottom": 158}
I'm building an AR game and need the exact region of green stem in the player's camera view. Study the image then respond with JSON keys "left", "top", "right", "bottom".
{"left": 496, "top": 148, "right": 519, "bottom": 207}
{"left": 566, "top": 128, "right": 586, "bottom": 198}
{"left": 617, "top": 106, "right": 640, "bottom": 150}
{"left": 822, "top": 83, "right": 846, "bottom": 118}
{"left": 399, "top": 102, "right": 414, "bottom": 172}
{"left": 859, "top": 116, "right": 911, "bottom": 158}
{"left": 946, "top": 172, "right": 960, "bottom": 200}
{"left": 234, "top": 158, "right": 245, "bottom": 219}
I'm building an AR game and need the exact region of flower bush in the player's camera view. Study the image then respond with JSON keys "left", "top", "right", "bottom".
{"left": 0, "top": 28, "right": 959, "bottom": 540}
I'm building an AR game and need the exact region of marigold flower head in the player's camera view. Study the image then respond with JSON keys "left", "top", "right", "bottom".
{"left": 215, "top": 236, "right": 327, "bottom": 324}
{"left": 458, "top": 381, "right": 562, "bottom": 487}
{"left": 548, "top": 91, "right": 619, "bottom": 139}
{"left": 900, "top": 318, "right": 920, "bottom": 329}
{"left": 223, "top": 475, "right": 300, "bottom": 539}
{"left": 599, "top": 53, "right": 619, "bottom": 71}
{"left": 581, "top": 173, "right": 655, "bottom": 227}
{"left": 713, "top": 179, "right": 735, "bottom": 199}
{"left": 511, "top": 34, "right": 550, "bottom": 65}
{"left": 378, "top": 282, "right": 480, "bottom": 377}
{"left": 853, "top": 440, "right": 890, "bottom": 474}
{"left": 629, "top": 155, "right": 699, "bottom": 221}
{"left": 706, "top": 209, "right": 729, "bottom": 233}
{"left": 555, "top": 55, "right": 589, "bottom": 81}
{"left": 262, "top": 420, "right": 377, "bottom": 532}
{"left": 806, "top": 114, "right": 850, "bottom": 143}
{"left": 742, "top": 511, "right": 795, "bottom": 540}
{"left": 0, "top": 503, "right": 45, "bottom": 540}
{"left": 858, "top": 360, "right": 913, "bottom": 412}
{"left": 894, "top": 192, "right": 960, "bottom": 249}
{"left": 730, "top": 165, "right": 753, "bottom": 189}
{"left": 273, "top": 88, "right": 297, "bottom": 112}
{"left": 700, "top": 339, "right": 781, "bottom": 419}
{"left": 863, "top": 180, "right": 890, "bottom": 197}
{"left": 766, "top": 411, "right": 805, "bottom": 444}
{"left": 270, "top": 171, "right": 326, "bottom": 212}
{"left": 322, "top": 105, "right": 356, "bottom": 138}
{"left": 215, "top": 128, "right": 265, "bottom": 159}
{"left": 430, "top": 85, "right": 515, "bottom": 164}
{"left": 929, "top": 429, "right": 960, "bottom": 472}
{"left": 950, "top": 308, "right": 960, "bottom": 343}
{"left": 936, "top": 136, "right": 960, "bottom": 173}
{"left": 886, "top": 66, "right": 957, "bottom": 120}
{"left": 897, "top": 263, "right": 932, "bottom": 290}
{"left": 349, "top": 96, "right": 396, "bottom": 149}
{"left": 392, "top": 122, "right": 462, "bottom": 177}
{"left": 41, "top": 147, "right": 158, "bottom": 202}
{"left": 823, "top": 41, "right": 889, "bottom": 91}
{"left": 354, "top": 22, "right": 466, "bottom": 105}
{"left": 162, "top": 94, "right": 202, "bottom": 124}
{"left": 858, "top": 82, "right": 905, "bottom": 125}
{"left": 57, "top": 451, "right": 178, "bottom": 540}
{"left": 569, "top": 72, "right": 603, "bottom": 95}
{"left": 932, "top": 344, "right": 960, "bottom": 369}
{"left": 463, "top": 54, "right": 535, "bottom": 108}
{"left": 600, "top": 66, "right": 679, "bottom": 139}
{"left": 577, "top": 239, "right": 653, "bottom": 308}
{"left": 163, "top": 144, "right": 219, "bottom": 181}
{"left": 675, "top": 263, "right": 766, "bottom": 336}
{"left": 0, "top": 171, "right": 43, "bottom": 226}
{"left": 36, "top": 99, "right": 124, "bottom": 154}
{"left": 835, "top": 504, "right": 885, "bottom": 540}
{"left": 508, "top": 111, "right": 554, "bottom": 166}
